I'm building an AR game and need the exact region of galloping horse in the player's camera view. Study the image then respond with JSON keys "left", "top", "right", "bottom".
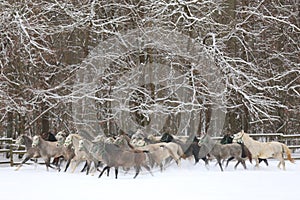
{"left": 221, "top": 134, "right": 268, "bottom": 166}
{"left": 233, "top": 130, "right": 295, "bottom": 170}
{"left": 198, "top": 134, "right": 251, "bottom": 171}
{"left": 15, "top": 135, "right": 40, "bottom": 170}
{"left": 32, "top": 135, "right": 64, "bottom": 171}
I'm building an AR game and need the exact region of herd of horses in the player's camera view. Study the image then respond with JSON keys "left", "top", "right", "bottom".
{"left": 13, "top": 130, "right": 295, "bottom": 178}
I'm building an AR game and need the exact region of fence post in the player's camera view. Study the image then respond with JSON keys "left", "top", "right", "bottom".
{"left": 9, "top": 139, "right": 14, "bottom": 167}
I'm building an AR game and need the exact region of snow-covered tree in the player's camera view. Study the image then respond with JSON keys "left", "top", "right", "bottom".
{"left": 0, "top": 0, "right": 299, "bottom": 138}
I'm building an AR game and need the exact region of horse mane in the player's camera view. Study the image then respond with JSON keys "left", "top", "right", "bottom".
{"left": 22, "top": 134, "right": 32, "bottom": 142}
{"left": 70, "top": 134, "right": 81, "bottom": 140}
{"left": 57, "top": 131, "right": 67, "bottom": 137}
{"left": 120, "top": 132, "right": 136, "bottom": 150}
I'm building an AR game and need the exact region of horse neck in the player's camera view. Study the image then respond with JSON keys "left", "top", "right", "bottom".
{"left": 104, "top": 142, "right": 121, "bottom": 155}
{"left": 92, "top": 141, "right": 108, "bottom": 156}
{"left": 80, "top": 140, "right": 90, "bottom": 152}
{"left": 23, "top": 136, "right": 33, "bottom": 148}
{"left": 35, "top": 136, "right": 47, "bottom": 148}
{"left": 71, "top": 135, "right": 81, "bottom": 147}
{"left": 202, "top": 136, "right": 218, "bottom": 153}
{"left": 211, "top": 142, "right": 221, "bottom": 152}
{"left": 121, "top": 136, "right": 135, "bottom": 149}
{"left": 241, "top": 134, "right": 253, "bottom": 145}
{"left": 84, "top": 139, "right": 93, "bottom": 150}
{"left": 205, "top": 135, "right": 216, "bottom": 146}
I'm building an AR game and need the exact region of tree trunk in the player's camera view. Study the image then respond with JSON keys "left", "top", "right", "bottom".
{"left": 6, "top": 111, "right": 14, "bottom": 138}
{"left": 41, "top": 102, "right": 50, "bottom": 134}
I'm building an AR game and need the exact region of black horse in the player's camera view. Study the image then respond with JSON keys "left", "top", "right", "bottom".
{"left": 181, "top": 136, "right": 209, "bottom": 165}
{"left": 161, "top": 133, "right": 209, "bottom": 165}
{"left": 41, "top": 132, "right": 57, "bottom": 142}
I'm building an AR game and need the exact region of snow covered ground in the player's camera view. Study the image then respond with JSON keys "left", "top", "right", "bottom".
{"left": 0, "top": 158, "right": 299, "bottom": 200}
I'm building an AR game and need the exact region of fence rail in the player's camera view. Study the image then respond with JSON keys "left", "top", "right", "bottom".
{"left": 0, "top": 138, "right": 26, "bottom": 166}
{"left": 1, "top": 133, "right": 300, "bottom": 166}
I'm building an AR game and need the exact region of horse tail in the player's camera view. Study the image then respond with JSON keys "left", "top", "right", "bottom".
{"left": 122, "top": 134, "right": 137, "bottom": 150}
{"left": 241, "top": 144, "right": 252, "bottom": 164}
{"left": 282, "top": 144, "right": 295, "bottom": 163}
{"left": 177, "top": 145, "right": 184, "bottom": 157}
{"left": 160, "top": 144, "right": 180, "bottom": 165}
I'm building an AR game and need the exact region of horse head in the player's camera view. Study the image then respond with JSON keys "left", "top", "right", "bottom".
{"left": 198, "top": 134, "right": 210, "bottom": 146}
{"left": 232, "top": 130, "right": 245, "bottom": 143}
{"left": 114, "top": 135, "right": 127, "bottom": 146}
{"left": 56, "top": 131, "right": 67, "bottom": 146}
{"left": 92, "top": 135, "right": 107, "bottom": 143}
{"left": 32, "top": 135, "right": 41, "bottom": 147}
{"left": 105, "top": 137, "right": 115, "bottom": 144}
{"left": 220, "top": 134, "right": 234, "bottom": 144}
{"left": 64, "top": 135, "right": 73, "bottom": 147}
{"left": 15, "top": 135, "right": 24, "bottom": 149}
{"left": 160, "top": 133, "right": 174, "bottom": 143}
{"left": 78, "top": 139, "right": 85, "bottom": 151}
{"left": 131, "top": 129, "right": 146, "bottom": 140}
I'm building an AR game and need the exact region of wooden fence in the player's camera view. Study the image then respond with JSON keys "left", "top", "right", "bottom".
{"left": 1, "top": 133, "right": 300, "bottom": 166}
{"left": 0, "top": 138, "right": 26, "bottom": 166}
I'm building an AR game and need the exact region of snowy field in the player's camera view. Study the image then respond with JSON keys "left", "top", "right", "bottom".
{"left": 1, "top": 157, "right": 299, "bottom": 200}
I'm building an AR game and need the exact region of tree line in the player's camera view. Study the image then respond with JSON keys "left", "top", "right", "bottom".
{"left": 0, "top": 0, "right": 299, "bottom": 138}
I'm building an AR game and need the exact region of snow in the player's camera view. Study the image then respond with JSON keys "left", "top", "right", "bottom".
{"left": 0, "top": 158, "right": 299, "bottom": 200}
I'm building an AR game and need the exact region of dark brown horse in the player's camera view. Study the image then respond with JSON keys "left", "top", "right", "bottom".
{"left": 180, "top": 136, "right": 209, "bottom": 165}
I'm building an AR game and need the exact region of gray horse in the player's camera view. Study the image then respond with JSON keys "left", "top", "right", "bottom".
{"left": 198, "top": 134, "right": 251, "bottom": 171}
{"left": 15, "top": 135, "right": 41, "bottom": 171}
{"left": 91, "top": 136, "right": 152, "bottom": 179}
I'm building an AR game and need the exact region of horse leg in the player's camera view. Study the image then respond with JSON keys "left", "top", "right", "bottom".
{"left": 217, "top": 159, "right": 224, "bottom": 171}
{"left": 57, "top": 157, "right": 64, "bottom": 172}
{"left": 263, "top": 159, "right": 269, "bottom": 166}
{"left": 15, "top": 154, "right": 32, "bottom": 171}
{"left": 52, "top": 157, "right": 60, "bottom": 166}
{"left": 44, "top": 157, "right": 54, "bottom": 171}
{"left": 281, "top": 160, "right": 286, "bottom": 170}
{"left": 194, "top": 157, "right": 199, "bottom": 165}
{"left": 143, "top": 164, "right": 153, "bottom": 176}
{"left": 64, "top": 159, "right": 71, "bottom": 172}
{"left": 115, "top": 167, "right": 118, "bottom": 179}
{"left": 71, "top": 160, "right": 80, "bottom": 173}
{"left": 107, "top": 167, "right": 110, "bottom": 176}
{"left": 234, "top": 161, "right": 240, "bottom": 169}
{"left": 259, "top": 158, "right": 269, "bottom": 166}
{"left": 201, "top": 157, "right": 209, "bottom": 165}
{"left": 86, "top": 161, "right": 91, "bottom": 175}
{"left": 133, "top": 166, "right": 141, "bottom": 179}
{"left": 225, "top": 157, "right": 235, "bottom": 168}
{"left": 159, "top": 163, "right": 164, "bottom": 172}
{"left": 98, "top": 166, "right": 110, "bottom": 178}
{"left": 176, "top": 157, "right": 181, "bottom": 166}
{"left": 254, "top": 158, "right": 260, "bottom": 168}
{"left": 80, "top": 161, "right": 88, "bottom": 172}
{"left": 235, "top": 159, "right": 246, "bottom": 170}
{"left": 277, "top": 155, "right": 285, "bottom": 170}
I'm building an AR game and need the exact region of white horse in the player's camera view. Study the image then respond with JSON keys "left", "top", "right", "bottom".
{"left": 64, "top": 134, "right": 84, "bottom": 173}
{"left": 137, "top": 142, "right": 183, "bottom": 171}
{"left": 64, "top": 134, "right": 98, "bottom": 174}
{"left": 114, "top": 135, "right": 183, "bottom": 171}
{"left": 233, "top": 130, "right": 295, "bottom": 170}
{"left": 32, "top": 135, "right": 64, "bottom": 171}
